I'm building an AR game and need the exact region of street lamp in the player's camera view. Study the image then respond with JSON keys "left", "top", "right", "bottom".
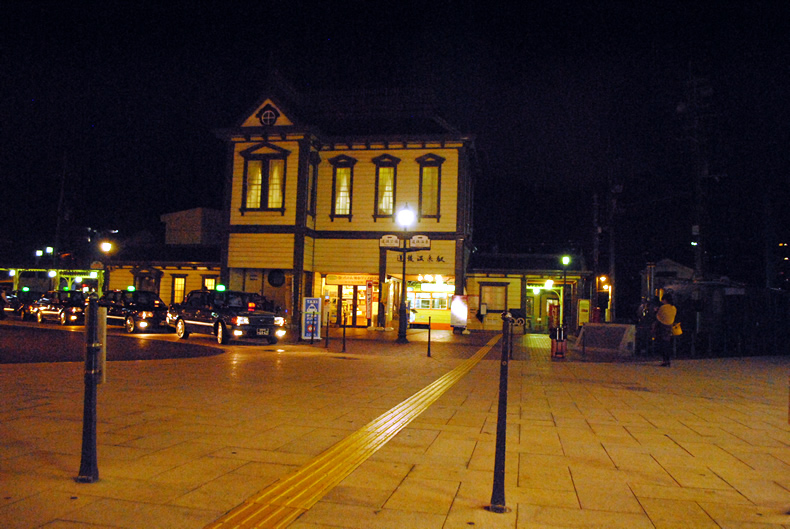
{"left": 100, "top": 241, "right": 113, "bottom": 293}
{"left": 396, "top": 205, "right": 415, "bottom": 344}
{"left": 561, "top": 255, "right": 571, "bottom": 327}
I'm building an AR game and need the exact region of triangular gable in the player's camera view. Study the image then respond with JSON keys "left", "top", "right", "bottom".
{"left": 239, "top": 141, "right": 291, "bottom": 157}
{"left": 240, "top": 98, "right": 295, "bottom": 128}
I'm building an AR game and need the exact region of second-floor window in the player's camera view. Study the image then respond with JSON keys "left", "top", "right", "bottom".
{"left": 329, "top": 155, "right": 356, "bottom": 220}
{"left": 373, "top": 154, "right": 400, "bottom": 220}
{"left": 417, "top": 153, "right": 444, "bottom": 220}
{"left": 240, "top": 142, "right": 290, "bottom": 214}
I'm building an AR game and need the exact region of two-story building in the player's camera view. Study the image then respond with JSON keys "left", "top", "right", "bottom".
{"left": 215, "top": 78, "right": 476, "bottom": 333}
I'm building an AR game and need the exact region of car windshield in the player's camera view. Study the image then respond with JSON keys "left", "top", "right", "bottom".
{"left": 126, "top": 291, "right": 163, "bottom": 307}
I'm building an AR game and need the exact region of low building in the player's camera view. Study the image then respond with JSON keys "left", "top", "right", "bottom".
{"left": 466, "top": 253, "right": 590, "bottom": 332}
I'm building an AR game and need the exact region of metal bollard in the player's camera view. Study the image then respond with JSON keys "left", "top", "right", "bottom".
{"left": 76, "top": 297, "right": 101, "bottom": 483}
{"left": 325, "top": 315, "right": 330, "bottom": 349}
{"left": 487, "top": 312, "right": 512, "bottom": 513}
{"left": 342, "top": 313, "right": 347, "bottom": 353}
{"left": 427, "top": 316, "right": 432, "bottom": 357}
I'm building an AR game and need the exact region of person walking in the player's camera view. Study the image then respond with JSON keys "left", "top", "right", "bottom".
{"left": 654, "top": 292, "right": 677, "bottom": 366}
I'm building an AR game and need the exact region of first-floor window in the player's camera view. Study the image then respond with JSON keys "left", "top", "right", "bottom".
{"left": 203, "top": 276, "right": 218, "bottom": 290}
{"left": 480, "top": 284, "right": 507, "bottom": 312}
{"left": 172, "top": 275, "right": 186, "bottom": 304}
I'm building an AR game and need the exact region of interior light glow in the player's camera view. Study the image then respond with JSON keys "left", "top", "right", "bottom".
{"left": 544, "top": 279, "right": 554, "bottom": 288}
{"left": 420, "top": 283, "right": 455, "bottom": 293}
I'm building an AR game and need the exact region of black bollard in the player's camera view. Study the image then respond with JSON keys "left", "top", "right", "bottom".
{"left": 325, "top": 314, "right": 330, "bottom": 349}
{"left": 487, "top": 313, "right": 512, "bottom": 513}
{"left": 76, "top": 297, "right": 101, "bottom": 483}
{"left": 342, "top": 313, "right": 347, "bottom": 353}
{"left": 427, "top": 317, "right": 431, "bottom": 357}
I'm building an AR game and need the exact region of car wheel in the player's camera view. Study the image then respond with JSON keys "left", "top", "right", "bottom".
{"left": 125, "top": 316, "right": 136, "bottom": 333}
{"left": 267, "top": 337, "right": 278, "bottom": 345}
{"left": 59, "top": 311, "right": 67, "bottom": 325}
{"left": 37, "top": 311, "right": 44, "bottom": 324}
{"left": 176, "top": 318, "right": 189, "bottom": 339}
{"left": 216, "top": 322, "right": 230, "bottom": 345}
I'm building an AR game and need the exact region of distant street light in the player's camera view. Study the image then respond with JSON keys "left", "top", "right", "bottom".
{"left": 396, "top": 205, "right": 415, "bottom": 344}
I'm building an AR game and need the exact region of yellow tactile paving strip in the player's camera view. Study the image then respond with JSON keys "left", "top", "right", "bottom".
{"left": 204, "top": 334, "right": 502, "bottom": 529}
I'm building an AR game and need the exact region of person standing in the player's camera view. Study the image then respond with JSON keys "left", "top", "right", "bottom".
{"left": 654, "top": 292, "right": 677, "bottom": 366}
{"left": 0, "top": 288, "right": 7, "bottom": 320}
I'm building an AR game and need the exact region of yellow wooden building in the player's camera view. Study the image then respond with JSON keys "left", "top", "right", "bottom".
{"left": 215, "top": 79, "right": 476, "bottom": 332}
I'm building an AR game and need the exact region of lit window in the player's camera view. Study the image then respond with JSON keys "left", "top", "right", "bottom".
{"left": 203, "top": 277, "right": 217, "bottom": 290}
{"left": 240, "top": 142, "right": 290, "bottom": 214}
{"left": 416, "top": 154, "right": 444, "bottom": 220}
{"left": 372, "top": 154, "right": 400, "bottom": 220}
{"left": 172, "top": 276, "right": 186, "bottom": 304}
{"left": 329, "top": 155, "right": 357, "bottom": 220}
{"left": 480, "top": 284, "right": 507, "bottom": 312}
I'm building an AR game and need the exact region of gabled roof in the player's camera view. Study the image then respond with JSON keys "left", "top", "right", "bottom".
{"left": 223, "top": 72, "right": 467, "bottom": 139}
{"left": 469, "top": 253, "right": 586, "bottom": 273}
{"left": 110, "top": 244, "right": 221, "bottom": 266}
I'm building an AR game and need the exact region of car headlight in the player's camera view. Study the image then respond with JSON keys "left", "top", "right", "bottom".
{"left": 274, "top": 316, "right": 285, "bottom": 326}
{"left": 235, "top": 316, "right": 249, "bottom": 325}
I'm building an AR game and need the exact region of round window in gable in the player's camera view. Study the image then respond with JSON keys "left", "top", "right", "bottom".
{"left": 256, "top": 104, "right": 281, "bottom": 126}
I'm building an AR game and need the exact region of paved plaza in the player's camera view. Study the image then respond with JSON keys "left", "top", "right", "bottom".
{"left": 2, "top": 327, "right": 790, "bottom": 528}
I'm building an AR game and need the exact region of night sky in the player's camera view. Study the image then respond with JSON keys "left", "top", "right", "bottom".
{"left": 3, "top": 1, "right": 789, "bottom": 298}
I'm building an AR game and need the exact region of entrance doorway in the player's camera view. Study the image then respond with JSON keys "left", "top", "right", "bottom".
{"left": 336, "top": 285, "right": 369, "bottom": 327}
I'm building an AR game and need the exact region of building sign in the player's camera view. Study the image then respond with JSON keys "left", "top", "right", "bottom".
{"left": 396, "top": 254, "right": 445, "bottom": 263}
{"left": 379, "top": 235, "right": 400, "bottom": 248}
{"left": 302, "top": 297, "right": 322, "bottom": 340}
{"left": 410, "top": 235, "right": 431, "bottom": 249}
{"left": 325, "top": 274, "right": 379, "bottom": 286}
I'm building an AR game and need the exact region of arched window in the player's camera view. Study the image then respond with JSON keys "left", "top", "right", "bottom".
{"left": 329, "top": 155, "right": 357, "bottom": 221}
{"left": 416, "top": 153, "right": 444, "bottom": 221}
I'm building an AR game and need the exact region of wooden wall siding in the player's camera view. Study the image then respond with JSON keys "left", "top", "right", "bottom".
{"left": 302, "top": 236, "right": 315, "bottom": 272}
{"left": 384, "top": 239, "right": 456, "bottom": 277}
{"left": 465, "top": 276, "right": 524, "bottom": 310}
{"left": 310, "top": 238, "right": 457, "bottom": 276}
{"left": 229, "top": 140, "right": 302, "bottom": 226}
{"left": 107, "top": 267, "right": 219, "bottom": 305}
{"left": 314, "top": 149, "right": 459, "bottom": 233}
{"left": 313, "top": 239, "right": 381, "bottom": 274}
{"left": 228, "top": 233, "right": 295, "bottom": 269}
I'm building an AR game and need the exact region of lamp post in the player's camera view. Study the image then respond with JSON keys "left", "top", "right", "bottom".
{"left": 100, "top": 242, "right": 113, "bottom": 293}
{"left": 561, "top": 255, "right": 571, "bottom": 327}
{"left": 396, "top": 206, "right": 415, "bottom": 344}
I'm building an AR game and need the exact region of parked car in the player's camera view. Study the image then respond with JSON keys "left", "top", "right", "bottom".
{"left": 168, "top": 289, "right": 286, "bottom": 344}
{"left": 33, "top": 290, "right": 88, "bottom": 325}
{"left": 99, "top": 289, "right": 169, "bottom": 333}
{"left": 4, "top": 289, "right": 45, "bottom": 320}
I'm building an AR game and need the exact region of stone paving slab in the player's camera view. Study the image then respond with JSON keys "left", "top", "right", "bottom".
{"left": 2, "top": 327, "right": 790, "bottom": 528}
